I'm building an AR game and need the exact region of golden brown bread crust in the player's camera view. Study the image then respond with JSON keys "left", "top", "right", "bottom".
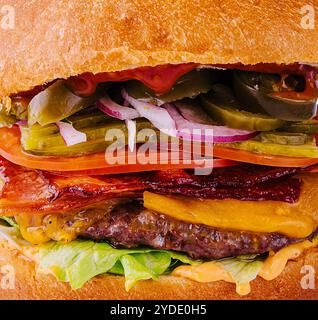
{"left": 0, "top": 243, "right": 317, "bottom": 300}
{"left": 0, "top": 0, "right": 318, "bottom": 96}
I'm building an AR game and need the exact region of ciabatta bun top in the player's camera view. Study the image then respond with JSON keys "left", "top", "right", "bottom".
{"left": 0, "top": 0, "right": 317, "bottom": 97}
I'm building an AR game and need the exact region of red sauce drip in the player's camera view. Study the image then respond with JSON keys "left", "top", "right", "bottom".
{"left": 67, "top": 63, "right": 198, "bottom": 96}
{"left": 15, "top": 84, "right": 51, "bottom": 99}
{"left": 11, "top": 82, "right": 55, "bottom": 105}
{"left": 13, "top": 62, "right": 318, "bottom": 101}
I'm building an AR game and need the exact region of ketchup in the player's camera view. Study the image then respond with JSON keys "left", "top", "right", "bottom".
{"left": 67, "top": 63, "right": 198, "bottom": 97}
{"left": 14, "top": 62, "right": 318, "bottom": 100}
{"left": 11, "top": 82, "right": 55, "bottom": 106}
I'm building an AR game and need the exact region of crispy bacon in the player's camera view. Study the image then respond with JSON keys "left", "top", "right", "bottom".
{"left": 152, "top": 179, "right": 302, "bottom": 203}
{"left": 0, "top": 157, "right": 302, "bottom": 215}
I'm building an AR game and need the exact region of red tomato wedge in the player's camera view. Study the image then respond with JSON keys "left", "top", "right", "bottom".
{"left": 0, "top": 126, "right": 238, "bottom": 174}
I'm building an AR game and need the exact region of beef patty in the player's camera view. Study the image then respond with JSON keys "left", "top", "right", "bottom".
{"left": 80, "top": 200, "right": 308, "bottom": 260}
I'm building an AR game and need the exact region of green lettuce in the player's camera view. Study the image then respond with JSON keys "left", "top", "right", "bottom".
{"left": 38, "top": 240, "right": 198, "bottom": 291}
{"left": 216, "top": 254, "right": 265, "bottom": 286}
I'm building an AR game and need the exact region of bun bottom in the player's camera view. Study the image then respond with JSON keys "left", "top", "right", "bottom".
{"left": 0, "top": 244, "right": 317, "bottom": 300}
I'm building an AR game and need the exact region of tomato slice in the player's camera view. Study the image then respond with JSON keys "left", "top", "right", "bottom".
{"left": 213, "top": 146, "right": 318, "bottom": 167}
{"left": 47, "top": 158, "right": 237, "bottom": 176}
{"left": 0, "top": 126, "right": 238, "bottom": 173}
{"left": 1, "top": 126, "right": 317, "bottom": 172}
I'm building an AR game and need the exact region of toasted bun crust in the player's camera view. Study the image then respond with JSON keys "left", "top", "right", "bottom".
{"left": 0, "top": 0, "right": 317, "bottom": 96}
{"left": 0, "top": 243, "right": 317, "bottom": 300}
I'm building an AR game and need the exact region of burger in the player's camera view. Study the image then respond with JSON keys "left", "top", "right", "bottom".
{"left": 0, "top": 0, "right": 318, "bottom": 300}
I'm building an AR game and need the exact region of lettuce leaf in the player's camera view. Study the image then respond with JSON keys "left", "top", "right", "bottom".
{"left": 120, "top": 252, "right": 171, "bottom": 290}
{"left": 38, "top": 240, "right": 198, "bottom": 290}
{"left": 216, "top": 254, "right": 265, "bottom": 286}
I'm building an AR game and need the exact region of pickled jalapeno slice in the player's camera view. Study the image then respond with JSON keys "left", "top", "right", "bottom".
{"left": 220, "top": 139, "right": 318, "bottom": 158}
{"left": 233, "top": 71, "right": 318, "bottom": 121}
{"left": 200, "top": 84, "right": 285, "bottom": 131}
{"left": 21, "top": 117, "right": 156, "bottom": 157}
{"left": 259, "top": 131, "right": 311, "bottom": 146}
{"left": 279, "top": 120, "right": 318, "bottom": 134}
{"left": 28, "top": 80, "right": 104, "bottom": 126}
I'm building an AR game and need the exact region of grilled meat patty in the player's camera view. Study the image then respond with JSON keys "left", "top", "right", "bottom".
{"left": 81, "top": 200, "right": 304, "bottom": 260}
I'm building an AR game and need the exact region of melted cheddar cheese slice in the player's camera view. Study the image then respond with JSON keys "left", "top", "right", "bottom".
{"left": 144, "top": 173, "right": 318, "bottom": 238}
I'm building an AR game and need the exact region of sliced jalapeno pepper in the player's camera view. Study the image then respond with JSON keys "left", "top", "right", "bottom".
{"left": 233, "top": 71, "right": 318, "bottom": 121}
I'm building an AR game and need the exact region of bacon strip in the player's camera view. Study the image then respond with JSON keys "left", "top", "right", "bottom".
{"left": 0, "top": 157, "right": 301, "bottom": 215}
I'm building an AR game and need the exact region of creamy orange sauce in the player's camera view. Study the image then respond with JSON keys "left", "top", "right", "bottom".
{"left": 259, "top": 237, "right": 318, "bottom": 280}
{"left": 172, "top": 261, "right": 252, "bottom": 295}
{"left": 172, "top": 238, "right": 318, "bottom": 295}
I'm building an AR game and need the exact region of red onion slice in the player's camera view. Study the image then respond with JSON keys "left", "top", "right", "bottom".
{"left": 164, "top": 103, "right": 257, "bottom": 143}
{"left": 56, "top": 121, "right": 87, "bottom": 146}
{"left": 122, "top": 89, "right": 177, "bottom": 137}
{"left": 16, "top": 120, "right": 28, "bottom": 126}
{"left": 164, "top": 104, "right": 214, "bottom": 142}
{"left": 98, "top": 95, "right": 139, "bottom": 120}
{"left": 125, "top": 119, "right": 136, "bottom": 152}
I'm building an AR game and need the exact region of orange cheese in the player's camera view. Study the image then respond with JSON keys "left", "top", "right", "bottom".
{"left": 144, "top": 173, "right": 318, "bottom": 238}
